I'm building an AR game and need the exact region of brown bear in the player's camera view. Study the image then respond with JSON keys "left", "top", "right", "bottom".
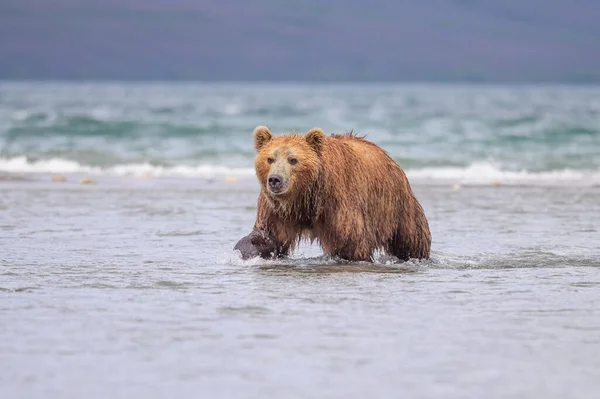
{"left": 234, "top": 126, "right": 431, "bottom": 262}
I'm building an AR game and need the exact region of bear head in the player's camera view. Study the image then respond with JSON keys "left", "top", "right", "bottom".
{"left": 253, "top": 125, "right": 324, "bottom": 199}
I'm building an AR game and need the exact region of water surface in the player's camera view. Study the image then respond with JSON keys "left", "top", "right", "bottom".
{"left": 1, "top": 83, "right": 599, "bottom": 398}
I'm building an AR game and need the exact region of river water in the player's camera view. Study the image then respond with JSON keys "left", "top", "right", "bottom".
{"left": 1, "top": 82, "right": 600, "bottom": 398}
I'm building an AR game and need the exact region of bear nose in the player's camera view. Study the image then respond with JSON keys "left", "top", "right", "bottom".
{"left": 268, "top": 175, "right": 282, "bottom": 190}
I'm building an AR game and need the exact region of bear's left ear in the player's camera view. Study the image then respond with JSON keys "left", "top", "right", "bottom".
{"left": 306, "top": 127, "right": 324, "bottom": 153}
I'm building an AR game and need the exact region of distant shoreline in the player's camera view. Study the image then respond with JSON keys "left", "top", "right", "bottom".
{"left": 1, "top": 79, "right": 600, "bottom": 87}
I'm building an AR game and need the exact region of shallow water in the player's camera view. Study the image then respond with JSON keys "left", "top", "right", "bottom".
{"left": 2, "top": 82, "right": 600, "bottom": 397}
{"left": 2, "top": 177, "right": 599, "bottom": 398}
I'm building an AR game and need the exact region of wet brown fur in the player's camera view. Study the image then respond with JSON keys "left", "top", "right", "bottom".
{"left": 243, "top": 125, "right": 431, "bottom": 262}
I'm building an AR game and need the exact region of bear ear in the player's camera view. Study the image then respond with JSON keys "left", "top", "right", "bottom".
{"left": 253, "top": 126, "right": 272, "bottom": 151}
{"left": 305, "top": 127, "right": 324, "bottom": 153}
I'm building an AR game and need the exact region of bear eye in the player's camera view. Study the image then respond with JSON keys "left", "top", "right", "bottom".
{"left": 288, "top": 158, "right": 298, "bottom": 165}
{"left": 267, "top": 157, "right": 275, "bottom": 164}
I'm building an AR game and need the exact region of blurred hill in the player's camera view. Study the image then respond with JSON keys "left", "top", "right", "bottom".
{"left": 1, "top": 0, "right": 599, "bottom": 82}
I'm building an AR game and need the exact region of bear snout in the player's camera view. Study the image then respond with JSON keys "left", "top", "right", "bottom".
{"left": 268, "top": 174, "right": 284, "bottom": 192}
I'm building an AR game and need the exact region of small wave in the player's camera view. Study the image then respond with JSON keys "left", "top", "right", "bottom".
{"left": 406, "top": 161, "right": 600, "bottom": 186}
{"left": 0, "top": 156, "right": 255, "bottom": 178}
{"left": 0, "top": 156, "right": 95, "bottom": 174}
{"left": 1, "top": 157, "right": 599, "bottom": 185}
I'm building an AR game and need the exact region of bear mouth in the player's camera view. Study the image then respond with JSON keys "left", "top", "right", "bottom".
{"left": 267, "top": 183, "right": 289, "bottom": 195}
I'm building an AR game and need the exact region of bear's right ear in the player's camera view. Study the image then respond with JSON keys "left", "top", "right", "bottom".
{"left": 306, "top": 127, "right": 324, "bottom": 153}
{"left": 253, "top": 126, "right": 272, "bottom": 151}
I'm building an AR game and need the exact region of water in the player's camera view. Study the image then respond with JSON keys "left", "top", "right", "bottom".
{"left": 1, "top": 82, "right": 600, "bottom": 182}
{"left": 1, "top": 82, "right": 600, "bottom": 398}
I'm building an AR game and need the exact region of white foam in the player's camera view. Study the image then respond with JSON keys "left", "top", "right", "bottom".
{"left": 406, "top": 161, "right": 600, "bottom": 186}
{"left": 1, "top": 157, "right": 598, "bottom": 186}
{"left": 0, "top": 156, "right": 98, "bottom": 174}
{"left": 0, "top": 156, "right": 255, "bottom": 179}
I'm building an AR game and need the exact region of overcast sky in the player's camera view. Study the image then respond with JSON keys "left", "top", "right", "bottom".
{"left": 1, "top": 0, "right": 599, "bottom": 82}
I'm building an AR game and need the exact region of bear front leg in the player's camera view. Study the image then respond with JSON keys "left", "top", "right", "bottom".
{"left": 234, "top": 227, "right": 287, "bottom": 260}
{"left": 234, "top": 193, "right": 293, "bottom": 260}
